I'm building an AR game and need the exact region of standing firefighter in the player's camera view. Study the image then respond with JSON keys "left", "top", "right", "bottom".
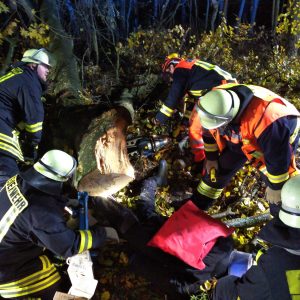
{"left": 213, "top": 175, "right": 300, "bottom": 300}
{"left": 0, "top": 48, "right": 50, "bottom": 188}
{"left": 191, "top": 83, "right": 300, "bottom": 212}
{"left": 0, "top": 150, "right": 119, "bottom": 299}
{"left": 155, "top": 53, "right": 237, "bottom": 171}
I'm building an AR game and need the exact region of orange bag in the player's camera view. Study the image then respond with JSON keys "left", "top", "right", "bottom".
{"left": 147, "top": 200, "right": 234, "bottom": 269}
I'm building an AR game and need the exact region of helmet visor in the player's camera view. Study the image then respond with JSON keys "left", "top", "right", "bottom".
{"left": 196, "top": 100, "right": 235, "bottom": 129}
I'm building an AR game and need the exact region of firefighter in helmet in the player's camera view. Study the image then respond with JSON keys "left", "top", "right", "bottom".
{"left": 0, "top": 150, "right": 119, "bottom": 299}
{"left": 190, "top": 83, "right": 300, "bottom": 212}
{"left": 213, "top": 175, "right": 300, "bottom": 300}
{"left": 155, "top": 53, "right": 237, "bottom": 173}
{"left": 0, "top": 49, "right": 51, "bottom": 188}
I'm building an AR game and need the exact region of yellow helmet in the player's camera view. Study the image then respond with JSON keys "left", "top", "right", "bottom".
{"left": 21, "top": 48, "right": 51, "bottom": 67}
{"left": 196, "top": 89, "right": 240, "bottom": 129}
{"left": 161, "top": 53, "right": 182, "bottom": 73}
{"left": 279, "top": 175, "right": 300, "bottom": 229}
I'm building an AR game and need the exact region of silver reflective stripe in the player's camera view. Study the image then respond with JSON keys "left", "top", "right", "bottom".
{"left": 0, "top": 176, "right": 28, "bottom": 242}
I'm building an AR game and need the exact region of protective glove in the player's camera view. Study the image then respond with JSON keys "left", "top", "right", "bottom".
{"left": 265, "top": 187, "right": 281, "bottom": 204}
{"left": 104, "top": 226, "right": 119, "bottom": 244}
{"left": 205, "top": 159, "right": 218, "bottom": 174}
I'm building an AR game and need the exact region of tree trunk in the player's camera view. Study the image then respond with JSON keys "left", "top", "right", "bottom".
{"left": 40, "top": 0, "right": 81, "bottom": 102}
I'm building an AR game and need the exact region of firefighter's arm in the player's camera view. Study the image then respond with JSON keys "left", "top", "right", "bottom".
{"left": 155, "top": 69, "right": 188, "bottom": 124}
{"left": 258, "top": 117, "right": 298, "bottom": 191}
{"left": 31, "top": 211, "right": 113, "bottom": 258}
{"left": 17, "top": 83, "right": 44, "bottom": 146}
{"left": 213, "top": 265, "right": 269, "bottom": 300}
{"left": 203, "top": 129, "right": 219, "bottom": 160}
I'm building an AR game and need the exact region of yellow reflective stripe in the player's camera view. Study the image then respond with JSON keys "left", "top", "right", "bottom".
{"left": 24, "top": 122, "right": 43, "bottom": 133}
{"left": 267, "top": 171, "right": 289, "bottom": 184}
{"left": 0, "top": 142, "right": 23, "bottom": 161}
{"left": 255, "top": 249, "right": 265, "bottom": 263}
{"left": 0, "top": 176, "right": 28, "bottom": 242}
{"left": 0, "top": 261, "right": 56, "bottom": 289}
{"left": 0, "top": 133, "right": 22, "bottom": 150}
{"left": 204, "top": 142, "right": 219, "bottom": 152}
{"left": 194, "top": 61, "right": 233, "bottom": 79}
{"left": 290, "top": 117, "right": 300, "bottom": 144}
{"left": 189, "top": 90, "right": 203, "bottom": 97}
{"left": 286, "top": 270, "right": 300, "bottom": 296}
{"left": 78, "top": 230, "right": 93, "bottom": 253}
{"left": 0, "top": 133, "right": 23, "bottom": 160}
{"left": 0, "top": 270, "right": 60, "bottom": 297}
{"left": 250, "top": 151, "right": 263, "bottom": 159}
{"left": 197, "top": 180, "right": 223, "bottom": 199}
{"left": 0, "top": 68, "right": 23, "bottom": 83}
{"left": 160, "top": 104, "right": 174, "bottom": 117}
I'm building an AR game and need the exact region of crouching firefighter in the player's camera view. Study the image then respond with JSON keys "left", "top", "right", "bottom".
{"left": 191, "top": 84, "right": 300, "bottom": 212}
{"left": 0, "top": 150, "right": 119, "bottom": 299}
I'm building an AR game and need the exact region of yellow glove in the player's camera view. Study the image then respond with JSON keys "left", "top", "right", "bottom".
{"left": 265, "top": 187, "right": 281, "bottom": 204}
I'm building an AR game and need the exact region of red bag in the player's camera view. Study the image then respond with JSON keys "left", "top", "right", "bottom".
{"left": 147, "top": 200, "right": 234, "bottom": 270}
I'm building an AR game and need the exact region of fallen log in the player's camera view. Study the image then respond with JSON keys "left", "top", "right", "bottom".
{"left": 42, "top": 102, "right": 135, "bottom": 197}
{"left": 223, "top": 212, "right": 272, "bottom": 228}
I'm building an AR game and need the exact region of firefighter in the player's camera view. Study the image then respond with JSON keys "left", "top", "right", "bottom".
{"left": 0, "top": 150, "right": 119, "bottom": 299}
{"left": 155, "top": 53, "right": 237, "bottom": 172}
{"left": 213, "top": 175, "right": 300, "bottom": 300}
{"left": 0, "top": 48, "right": 51, "bottom": 188}
{"left": 190, "top": 83, "right": 300, "bottom": 212}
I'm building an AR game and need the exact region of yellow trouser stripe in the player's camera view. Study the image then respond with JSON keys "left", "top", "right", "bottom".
{"left": 0, "top": 271, "right": 60, "bottom": 297}
{"left": 197, "top": 181, "right": 223, "bottom": 199}
{"left": 79, "top": 230, "right": 93, "bottom": 253}
{"left": 25, "top": 122, "right": 43, "bottom": 133}
{"left": 0, "top": 255, "right": 60, "bottom": 298}
{"left": 204, "top": 143, "right": 219, "bottom": 152}
{"left": 160, "top": 104, "right": 174, "bottom": 117}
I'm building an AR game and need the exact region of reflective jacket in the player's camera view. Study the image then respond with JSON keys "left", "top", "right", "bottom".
{"left": 0, "top": 65, "right": 44, "bottom": 161}
{"left": 0, "top": 175, "right": 107, "bottom": 298}
{"left": 156, "top": 59, "right": 236, "bottom": 123}
{"left": 200, "top": 84, "right": 300, "bottom": 189}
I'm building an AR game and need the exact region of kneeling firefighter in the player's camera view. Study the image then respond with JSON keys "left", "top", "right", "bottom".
{"left": 0, "top": 150, "right": 118, "bottom": 299}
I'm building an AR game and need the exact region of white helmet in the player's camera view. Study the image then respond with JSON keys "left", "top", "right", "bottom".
{"left": 34, "top": 150, "right": 77, "bottom": 182}
{"left": 279, "top": 175, "right": 300, "bottom": 229}
{"left": 21, "top": 48, "right": 51, "bottom": 67}
{"left": 196, "top": 89, "right": 240, "bottom": 129}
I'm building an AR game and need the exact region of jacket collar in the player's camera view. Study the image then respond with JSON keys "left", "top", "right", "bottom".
{"left": 258, "top": 217, "right": 300, "bottom": 251}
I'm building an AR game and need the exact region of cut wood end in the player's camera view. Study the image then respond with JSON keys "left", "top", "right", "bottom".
{"left": 78, "top": 171, "right": 134, "bottom": 197}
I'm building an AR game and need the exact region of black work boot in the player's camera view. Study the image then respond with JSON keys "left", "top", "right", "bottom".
{"left": 153, "top": 159, "right": 168, "bottom": 187}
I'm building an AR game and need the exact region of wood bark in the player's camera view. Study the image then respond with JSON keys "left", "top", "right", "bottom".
{"left": 223, "top": 212, "right": 271, "bottom": 228}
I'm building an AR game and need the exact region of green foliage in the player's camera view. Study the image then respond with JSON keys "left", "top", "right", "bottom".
{"left": 20, "top": 22, "right": 50, "bottom": 47}
{"left": 277, "top": 0, "right": 300, "bottom": 40}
